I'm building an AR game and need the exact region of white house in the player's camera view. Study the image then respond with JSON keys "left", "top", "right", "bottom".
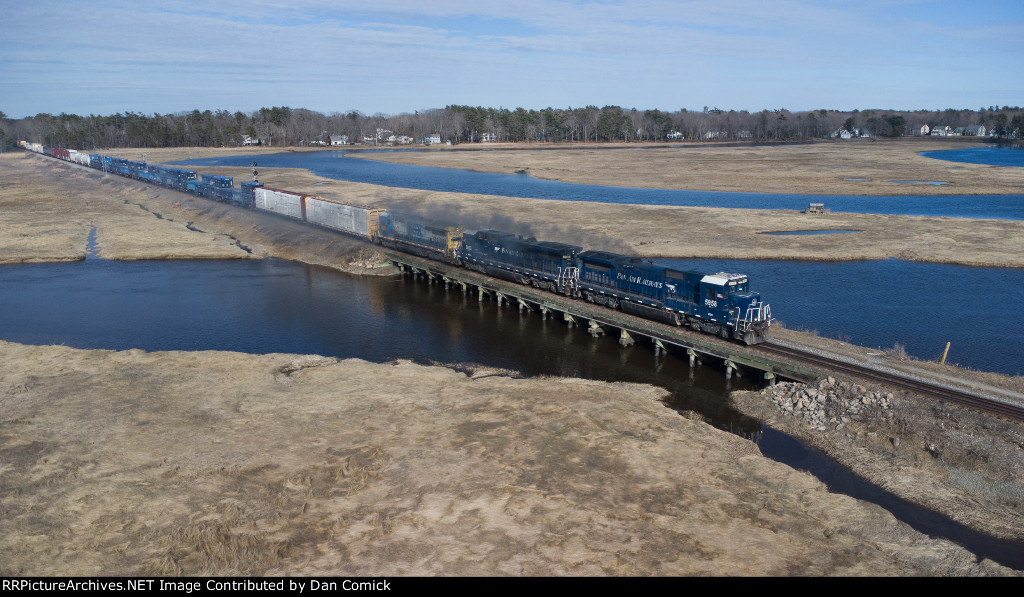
{"left": 480, "top": 132, "right": 497, "bottom": 142}
{"left": 424, "top": 134, "right": 441, "bottom": 145}
{"left": 330, "top": 135, "right": 349, "bottom": 146}
{"left": 918, "top": 124, "right": 930, "bottom": 136}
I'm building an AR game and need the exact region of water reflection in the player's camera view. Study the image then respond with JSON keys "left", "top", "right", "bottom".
{"left": 1, "top": 257, "right": 1019, "bottom": 569}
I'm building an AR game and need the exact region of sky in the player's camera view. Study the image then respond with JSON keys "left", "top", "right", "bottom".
{"left": 1, "top": 0, "right": 1021, "bottom": 119}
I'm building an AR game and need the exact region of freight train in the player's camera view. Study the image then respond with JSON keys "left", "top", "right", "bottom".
{"left": 20, "top": 141, "right": 773, "bottom": 344}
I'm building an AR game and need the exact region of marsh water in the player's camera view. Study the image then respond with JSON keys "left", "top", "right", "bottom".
{"left": 174, "top": 147, "right": 1024, "bottom": 220}
{"left": 1, "top": 256, "right": 1022, "bottom": 569}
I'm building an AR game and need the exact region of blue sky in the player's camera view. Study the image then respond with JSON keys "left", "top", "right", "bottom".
{"left": 2, "top": 1, "right": 1021, "bottom": 118}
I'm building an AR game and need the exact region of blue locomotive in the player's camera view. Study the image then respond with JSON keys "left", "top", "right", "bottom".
{"left": 457, "top": 235, "right": 772, "bottom": 344}
{"left": 459, "top": 230, "right": 582, "bottom": 294}
{"left": 577, "top": 251, "right": 771, "bottom": 344}
{"left": 376, "top": 211, "right": 462, "bottom": 262}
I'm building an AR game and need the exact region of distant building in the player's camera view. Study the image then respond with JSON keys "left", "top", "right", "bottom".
{"left": 330, "top": 135, "right": 349, "bottom": 146}
{"left": 954, "top": 125, "right": 986, "bottom": 137}
{"left": 930, "top": 126, "right": 952, "bottom": 137}
{"left": 424, "top": 134, "right": 441, "bottom": 145}
{"left": 918, "top": 124, "right": 930, "bottom": 136}
{"left": 480, "top": 132, "right": 497, "bottom": 142}
{"left": 666, "top": 130, "right": 684, "bottom": 140}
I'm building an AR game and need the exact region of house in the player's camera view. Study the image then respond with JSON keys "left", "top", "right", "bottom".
{"left": 918, "top": 124, "right": 930, "bottom": 136}
{"left": 832, "top": 129, "right": 852, "bottom": 139}
{"left": 666, "top": 130, "right": 684, "bottom": 140}
{"left": 930, "top": 126, "right": 952, "bottom": 136}
{"left": 424, "top": 134, "right": 441, "bottom": 145}
{"left": 330, "top": 135, "right": 349, "bottom": 146}
{"left": 480, "top": 132, "right": 497, "bottom": 142}
{"left": 954, "top": 125, "right": 986, "bottom": 137}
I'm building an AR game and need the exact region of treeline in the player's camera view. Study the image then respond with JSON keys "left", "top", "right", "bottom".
{"left": 2, "top": 105, "right": 1022, "bottom": 151}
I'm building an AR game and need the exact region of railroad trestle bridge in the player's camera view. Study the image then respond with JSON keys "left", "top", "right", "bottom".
{"left": 385, "top": 251, "right": 820, "bottom": 386}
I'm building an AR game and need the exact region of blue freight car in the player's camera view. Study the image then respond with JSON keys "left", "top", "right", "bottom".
{"left": 201, "top": 173, "right": 233, "bottom": 188}
{"left": 459, "top": 230, "right": 581, "bottom": 294}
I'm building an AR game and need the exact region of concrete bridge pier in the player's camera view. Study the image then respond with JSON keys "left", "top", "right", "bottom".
{"left": 518, "top": 298, "right": 531, "bottom": 313}
{"left": 495, "top": 292, "right": 506, "bottom": 307}
{"left": 588, "top": 320, "right": 604, "bottom": 337}
{"left": 540, "top": 306, "right": 549, "bottom": 320}
{"left": 653, "top": 339, "right": 667, "bottom": 356}
{"left": 564, "top": 313, "right": 578, "bottom": 328}
{"left": 619, "top": 329, "right": 634, "bottom": 347}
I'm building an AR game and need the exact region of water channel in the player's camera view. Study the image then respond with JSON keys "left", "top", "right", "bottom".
{"left": 1, "top": 257, "right": 1021, "bottom": 569}
{"left": 174, "top": 147, "right": 1024, "bottom": 220}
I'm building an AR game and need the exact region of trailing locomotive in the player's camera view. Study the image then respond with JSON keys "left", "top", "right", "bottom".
{"left": 21, "top": 142, "right": 773, "bottom": 344}
{"left": 459, "top": 230, "right": 581, "bottom": 295}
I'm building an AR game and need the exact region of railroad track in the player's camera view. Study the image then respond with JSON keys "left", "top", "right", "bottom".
{"left": 758, "top": 342, "right": 1024, "bottom": 421}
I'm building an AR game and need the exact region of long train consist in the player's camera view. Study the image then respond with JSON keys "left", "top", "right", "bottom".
{"left": 20, "top": 141, "right": 773, "bottom": 344}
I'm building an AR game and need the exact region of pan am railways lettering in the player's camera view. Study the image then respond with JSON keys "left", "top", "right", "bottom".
{"left": 616, "top": 273, "right": 663, "bottom": 288}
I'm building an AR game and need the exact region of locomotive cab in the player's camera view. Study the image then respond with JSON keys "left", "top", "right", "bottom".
{"left": 699, "top": 273, "right": 772, "bottom": 344}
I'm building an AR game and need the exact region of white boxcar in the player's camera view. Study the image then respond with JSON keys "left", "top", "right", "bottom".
{"left": 304, "top": 196, "right": 381, "bottom": 239}
{"left": 255, "top": 187, "right": 305, "bottom": 220}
